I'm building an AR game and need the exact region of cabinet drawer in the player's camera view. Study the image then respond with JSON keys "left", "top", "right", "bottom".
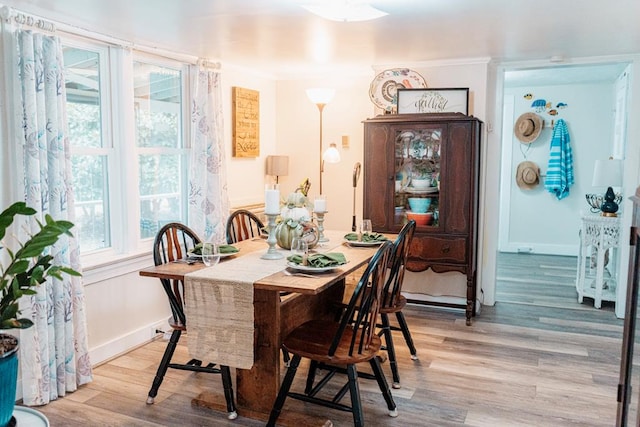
{"left": 410, "top": 235, "right": 467, "bottom": 263}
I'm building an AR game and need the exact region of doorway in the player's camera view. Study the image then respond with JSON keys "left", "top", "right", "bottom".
{"left": 495, "top": 62, "right": 630, "bottom": 314}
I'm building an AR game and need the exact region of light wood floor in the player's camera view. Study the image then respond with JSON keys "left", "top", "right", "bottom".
{"left": 24, "top": 295, "right": 624, "bottom": 426}
{"left": 496, "top": 252, "right": 617, "bottom": 313}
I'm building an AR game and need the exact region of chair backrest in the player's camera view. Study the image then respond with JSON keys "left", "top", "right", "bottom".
{"left": 381, "top": 220, "right": 416, "bottom": 309}
{"left": 330, "top": 241, "right": 394, "bottom": 358}
{"left": 153, "top": 222, "right": 201, "bottom": 327}
{"left": 226, "top": 209, "right": 265, "bottom": 244}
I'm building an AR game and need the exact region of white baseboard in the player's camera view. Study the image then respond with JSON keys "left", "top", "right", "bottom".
{"left": 89, "top": 318, "right": 169, "bottom": 366}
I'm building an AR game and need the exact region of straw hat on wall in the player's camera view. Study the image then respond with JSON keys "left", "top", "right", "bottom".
{"left": 516, "top": 160, "right": 540, "bottom": 190}
{"left": 514, "top": 112, "right": 543, "bottom": 144}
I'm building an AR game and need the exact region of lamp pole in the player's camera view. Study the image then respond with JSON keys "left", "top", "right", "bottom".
{"left": 317, "top": 102, "right": 326, "bottom": 195}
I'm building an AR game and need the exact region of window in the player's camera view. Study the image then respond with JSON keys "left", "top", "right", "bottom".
{"left": 134, "top": 61, "right": 187, "bottom": 239}
{"left": 64, "top": 39, "right": 190, "bottom": 264}
{"left": 64, "top": 45, "right": 111, "bottom": 252}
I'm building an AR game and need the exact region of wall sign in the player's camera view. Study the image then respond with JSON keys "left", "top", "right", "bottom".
{"left": 397, "top": 88, "right": 469, "bottom": 115}
{"left": 232, "top": 87, "right": 260, "bottom": 157}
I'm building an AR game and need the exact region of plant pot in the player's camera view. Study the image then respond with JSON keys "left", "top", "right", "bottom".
{"left": 0, "top": 334, "right": 18, "bottom": 427}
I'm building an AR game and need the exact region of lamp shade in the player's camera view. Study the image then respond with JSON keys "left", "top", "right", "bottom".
{"left": 306, "top": 88, "right": 335, "bottom": 105}
{"left": 592, "top": 158, "right": 623, "bottom": 189}
{"left": 266, "top": 155, "right": 289, "bottom": 177}
{"left": 322, "top": 143, "right": 341, "bottom": 164}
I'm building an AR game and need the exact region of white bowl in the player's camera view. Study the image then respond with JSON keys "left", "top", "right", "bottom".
{"left": 410, "top": 179, "right": 432, "bottom": 189}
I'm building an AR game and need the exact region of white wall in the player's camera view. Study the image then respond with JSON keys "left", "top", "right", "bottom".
{"left": 500, "top": 82, "right": 615, "bottom": 255}
{"left": 221, "top": 65, "right": 278, "bottom": 208}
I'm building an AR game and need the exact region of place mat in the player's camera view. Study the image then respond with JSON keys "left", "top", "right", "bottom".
{"left": 184, "top": 249, "right": 285, "bottom": 369}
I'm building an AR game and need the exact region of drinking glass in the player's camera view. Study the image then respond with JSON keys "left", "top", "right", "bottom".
{"left": 290, "top": 237, "right": 308, "bottom": 265}
{"left": 201, "top": 242, "right": 220, "bottom": 267}
{"left": 361, "top": 219, "right": 372, "bottom": 238}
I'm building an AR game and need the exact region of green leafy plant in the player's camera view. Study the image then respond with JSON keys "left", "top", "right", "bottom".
{"left": 0, "top": 202, "right": 81, "bottom": 329}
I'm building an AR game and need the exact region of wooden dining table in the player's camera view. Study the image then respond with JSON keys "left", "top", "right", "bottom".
{"left": 138, "top": 230, "right": 389, "bottom": 421}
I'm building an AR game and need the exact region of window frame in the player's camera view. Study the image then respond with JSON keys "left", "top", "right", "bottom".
{"left": 62, "top": 35, "right": 193, "bottom": 280}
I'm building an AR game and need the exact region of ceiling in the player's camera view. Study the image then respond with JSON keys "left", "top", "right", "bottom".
{"left": 4, "top": 0, "right": 639, "bottom": 79}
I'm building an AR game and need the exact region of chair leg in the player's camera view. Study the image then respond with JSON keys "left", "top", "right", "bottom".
{"left": 304, "top": 360, "right": 319, "bottom": 395}
{"left": 380, "top": 313, "right": 401, "bottom": 389}
{"left": 220, "top": 365, "right": 238, "bottom": 420}
{"left": 395, "top": 311, "right": 418, "bottom": 360}
{"left": 267, "top": 354, "right": 301, "bottom": 427}
{"left": 282, "top": 347, "right": 290, "bottom": 367}
{"left": 346, "top": 364, "right": 364, "bottom": 427}
{"left": 369, "top": 356, "right": 398, "bottom": 418}
{"left": 147, "top": 329, "right": 181, "bottom": 404}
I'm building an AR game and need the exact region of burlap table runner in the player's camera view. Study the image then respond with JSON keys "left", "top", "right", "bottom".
{"left": 184, "top": 248, "right": 287, "bottom": 369}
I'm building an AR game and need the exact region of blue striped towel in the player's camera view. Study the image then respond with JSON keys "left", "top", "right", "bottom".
{"left": 544, "top": 119, "right": 574, "bottom": 200}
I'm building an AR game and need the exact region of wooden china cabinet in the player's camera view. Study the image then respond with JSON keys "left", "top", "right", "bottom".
{"left": 363, "top": 113, "right": 482, "bottom": 325}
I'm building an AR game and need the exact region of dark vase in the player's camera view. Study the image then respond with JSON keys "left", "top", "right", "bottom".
{"left": 0, "top": 334, "right": 19, "bottom": 427}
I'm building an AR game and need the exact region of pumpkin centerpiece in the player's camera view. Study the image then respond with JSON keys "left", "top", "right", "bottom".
{"left": 275, "top": 179, "right": 319, "bottom": 250}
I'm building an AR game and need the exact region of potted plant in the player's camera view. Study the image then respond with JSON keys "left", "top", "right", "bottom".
{"left": 0, "top": 202, "right": 80, "bottom": 427}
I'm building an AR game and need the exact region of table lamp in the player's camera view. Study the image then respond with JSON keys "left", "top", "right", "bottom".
{"left": 266, "top": 155, "right": 289, "bottom": 184}
{"left": 588, "top": 158, "right": 623, "bottom": 216}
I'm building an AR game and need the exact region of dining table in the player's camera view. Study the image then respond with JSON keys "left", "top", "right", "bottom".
{"left": 138, "top": 229, "right": 392, "bottom": 422}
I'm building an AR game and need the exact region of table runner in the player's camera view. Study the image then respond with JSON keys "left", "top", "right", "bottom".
{"left": 184, "top": 248, "right": 286, "bottom": 369}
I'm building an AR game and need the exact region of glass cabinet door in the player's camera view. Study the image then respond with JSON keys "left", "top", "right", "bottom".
{"left": 393, "top": 126, "right": 442, "bottom": 228}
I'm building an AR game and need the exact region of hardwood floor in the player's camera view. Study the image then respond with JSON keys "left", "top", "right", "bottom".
{"left": 25, "top": 297, "right": 624, "bottom": 426}
{"left": 496, "top": 252, "right": 617, "bottom": 313}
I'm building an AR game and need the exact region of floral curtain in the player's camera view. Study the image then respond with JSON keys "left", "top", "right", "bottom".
{"left": 2, "top": 14, "right": 92, "bottom": 405}
{"left": 188, "top": 64, "right": 230, "bottom": 242}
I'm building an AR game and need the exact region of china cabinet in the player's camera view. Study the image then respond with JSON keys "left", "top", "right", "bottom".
{"left": 363, "top": 113, "right": 481, "bottom": 325}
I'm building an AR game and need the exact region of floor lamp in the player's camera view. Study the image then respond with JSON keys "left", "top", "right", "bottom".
{"left": 306, "top": 88, "right": 336, "bottom": 195}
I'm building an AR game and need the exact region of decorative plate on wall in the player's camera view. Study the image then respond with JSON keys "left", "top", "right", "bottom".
{"left": 369, "top": 68, "right": 427, "bottom": 112}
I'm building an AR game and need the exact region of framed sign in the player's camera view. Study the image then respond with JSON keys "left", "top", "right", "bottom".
{"left": 397, "top": 88, "right": 469, "bottom": 115}
{"left": 232, "top": 87, "right": 260, "bottom": 157}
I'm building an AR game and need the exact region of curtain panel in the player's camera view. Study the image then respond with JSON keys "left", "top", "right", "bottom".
{"left": 188, "top": 65, "right": 230, "bottom": 242}
{"left": 1, "top": 11, "right": 92, "bottom": 406}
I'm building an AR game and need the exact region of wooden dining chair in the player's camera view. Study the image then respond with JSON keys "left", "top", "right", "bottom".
{"left": 147, "top": 222, "right": 237, "bottom": 420}
{"left": 267, "top": 241, "right": 397, "bottom": 427}
{"left": 225, "top": 209, "right": 265, "bottom": 244}
{"left": 377, "top": 219, "right": 418, "bottom": 389}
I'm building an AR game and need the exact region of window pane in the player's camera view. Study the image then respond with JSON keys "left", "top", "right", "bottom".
{"left": 138, "top": 154, "right": 182, "bottom": 239}
{"left": 65, "top": 46, "right": 110, "bottom": 251}
{"left": 71, "top": 155, "right": 110, "bottom": 251}
{"left": 64, "top": 47, "right": 102, "bottom": 148}
{"left": 134, "top": 61, "right": 184, "bottom": 238}
{"left": 134, "top": 63, "right": 182, "bottom": 148}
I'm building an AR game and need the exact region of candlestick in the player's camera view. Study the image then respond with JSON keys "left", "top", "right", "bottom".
{"left": 265, "top": 187, "right": 280, "bottom": 215}
{"left": 316, "top": 211, "right": 328, "bottom": 243}
{"left": 261, "top": 213, "right": 284, "bottom": 260}
{"left": 314, "top": 197, "right": 327, "bottom": 213}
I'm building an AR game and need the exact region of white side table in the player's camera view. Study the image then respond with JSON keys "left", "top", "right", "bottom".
{"left": 576, "top": 215, "right": 622, "bottom": 308}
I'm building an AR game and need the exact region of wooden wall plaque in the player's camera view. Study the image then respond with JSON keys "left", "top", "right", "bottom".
{"left": 232, "top": 87, "right": 260, "bottom": 157}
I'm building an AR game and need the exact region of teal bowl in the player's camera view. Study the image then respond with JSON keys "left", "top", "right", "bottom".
{"left": 408, "top": 198, "right": 431, "bottom": 213}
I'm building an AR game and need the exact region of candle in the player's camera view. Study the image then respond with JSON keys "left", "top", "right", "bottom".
{"left": 314, "top": 198, "right": 327, "bottom": 213}
{"left": 265, "top": 188, "right": 280, "bottom": 215}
